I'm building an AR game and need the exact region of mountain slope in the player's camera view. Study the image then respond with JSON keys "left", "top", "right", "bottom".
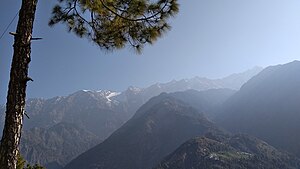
{"left": 169, "top": 88, "right": 235, "bottom": 119}
{"left": 64, "top": 94, "right": 223, "bottom": 169}
{"left": 20, "top": 122, "right": 101, "bottom": 169}
{"left": 155, "top": 134, "right": 300, "bottom": 169}
{"left": 216, "top": 61, "right": 300, "bottom": 157}
{"left": 18, "top": 90, "right": 128, "bottom": 140}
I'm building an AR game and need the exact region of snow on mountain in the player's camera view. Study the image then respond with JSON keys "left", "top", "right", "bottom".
{"left": 74, "top": 90, "right": 121, "bottom": 106}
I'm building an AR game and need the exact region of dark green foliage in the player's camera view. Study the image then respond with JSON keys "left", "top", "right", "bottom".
{"left": 49, "top": 0, "right": 179, "bottom": 52}
{"left": 17, "top": 155, "right": 45, "bottom": 169}
{"left": 17, "top": 155, "right": 26, "bottom": 169}
{"left": 23, "top": 164, "right": 45, "bottom": 169}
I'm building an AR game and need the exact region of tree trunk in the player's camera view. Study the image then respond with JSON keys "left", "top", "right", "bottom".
{"left": 0, "top": 0, "right": 38, "bottom": 168}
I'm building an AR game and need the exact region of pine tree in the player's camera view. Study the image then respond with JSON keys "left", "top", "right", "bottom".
{"left": 49, "top": 0, "right": 179, "bottom": 52}
{"left": 0, "top": 0, "right": 178, "bottom": 168}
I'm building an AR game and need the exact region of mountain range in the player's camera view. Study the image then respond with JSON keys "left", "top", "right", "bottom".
{"left": 2, "top": 57, "right": 300, "bottom": 169}
{"left": 0, "top": 66, "right": 262, "bottom": 139}
{"left": 2, "top": 65, "right": 284, "bottom": 168}
{"left": 63, "top": 61, "right": 300, "bottom": 169}
{"left": 65, "top": 70, "right": 300, "bottom": 169}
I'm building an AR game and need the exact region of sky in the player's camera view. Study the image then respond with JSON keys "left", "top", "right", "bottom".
{"left": 1, "top": 0, "right": 300, "bottom": 104}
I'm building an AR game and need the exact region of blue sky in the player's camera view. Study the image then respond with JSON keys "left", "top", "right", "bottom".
{"left": 1, "top": 0, "right": 300, "bottom": 103}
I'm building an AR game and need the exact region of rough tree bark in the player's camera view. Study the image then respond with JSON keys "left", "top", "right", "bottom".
{"left": 0, "top": 0, "right": 38, "bottom": 168}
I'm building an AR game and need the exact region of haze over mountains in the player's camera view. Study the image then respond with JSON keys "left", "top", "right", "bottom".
{"left": 64, "top": 61, "right": 300, "bottom": 169}
{"left": 4, "top": 63, "right": 300, "bottom": 169}
{"left": 64, "top": 60, "right": 300, "bottom": 169}
{"left": 0, "top": 66, "right": 262, "bottom": 168}
{"left": 65, "top": 61, "right": 300, "bottom": 169}
{"left": 169, "top": 88, "right": 235, "bottom": 119}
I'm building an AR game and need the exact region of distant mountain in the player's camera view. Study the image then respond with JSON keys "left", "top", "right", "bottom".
{"left": 116, "top": 66, "right": 262, "bottom": 105}
{"left": 20, "top": 122, "right": 101, "bottom": 169}
{"left": 215, "top": 66, "right": 263, "bottom": 90}
{"left": 169, "top": 88, "right": 235, "bottom": 119}
{"left": 216, "top": 61, "right": 300, "bottom": 157}
{"left": 64, "top": 94, "right": 224, "bottom": 169}
{"left": 155, "top": 134, "right": 300, "bottom": 169}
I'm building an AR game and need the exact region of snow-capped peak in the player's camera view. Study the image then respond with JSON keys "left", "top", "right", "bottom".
{"left": 106, "top": 92, "right": 121, "bottom": 102}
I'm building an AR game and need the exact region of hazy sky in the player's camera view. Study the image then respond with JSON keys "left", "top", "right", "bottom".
{"left": 1, "top": 0, "right": 300, "bottom": 103}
